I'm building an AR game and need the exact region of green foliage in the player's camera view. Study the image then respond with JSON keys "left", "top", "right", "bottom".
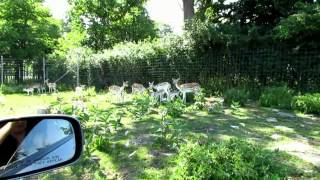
{"left": 162, "top": 99, "right": 186, "bottom": 118}
{"left": 173, "top": 139, "right": 296, "bottom": 179}
{"left": 230, "top": 101, "right": 241, "bottom": 114}
{"left": 207, "top": 102, "right": 224, "bottom": 114}
{"left": 128, "top": 92, "right": 156, "bottom": 120}
{"left": 88, "top": 35, "right": 197, "bottom": 87}
{"left": 0, "top": 84, "right": 24, "bottom": 94}
{"left": 156, "top": 107, "right": 183, "bottom": 150}
{"left": 68, "top": 0, "right": 156, "bottom": 50}
{"left": 292, "top": 93, "right": 320, "bottom": 114}
{"left": 224, "top": 88, "right": 249, "bottom": 107}
{"left": 274, "top": 2, "right": 320, "bottom": 47}
{"left": 259, "top": 86, "right": 293, "bottom": 109}
{"left": 0, "top": 0, "right": 61, "bottom": 58}
{"left": 194, "top": 88, "right": 206, "bottom": 110}
{"left": 83, "top": 87, "right": 97, "bottom": 97}
{"left": 199, "top": 76, "right": 231, "bottom": 96}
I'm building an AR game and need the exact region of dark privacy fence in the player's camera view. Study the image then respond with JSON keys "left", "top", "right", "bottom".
{"left": 88, "top": 47, "right": 320, "bottom": 92}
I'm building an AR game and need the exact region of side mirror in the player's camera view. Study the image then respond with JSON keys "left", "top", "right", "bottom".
{"left": 0, "top": 115, "right": 83, "bottom": 179}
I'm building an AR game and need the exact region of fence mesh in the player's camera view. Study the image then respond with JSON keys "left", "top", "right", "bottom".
{"left": 1, "top": 47, "right": 320, "bottom": 92}
{"left": 88, "top": 47, "right": 320, "bottom": 92}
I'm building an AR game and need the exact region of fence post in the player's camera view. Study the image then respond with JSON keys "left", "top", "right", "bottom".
{"left": 1, "top": 55, "right": 3, "bottom": 85}
{"left": 77, "top": 53, "right": 80, "bottom": 87}
{"left": 43, "top": 57, "right": 46, "bottom": 84}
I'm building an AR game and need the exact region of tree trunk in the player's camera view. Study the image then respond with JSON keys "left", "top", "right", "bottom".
{"left": 182, "top": 0, "right": 195, "bottom": 20}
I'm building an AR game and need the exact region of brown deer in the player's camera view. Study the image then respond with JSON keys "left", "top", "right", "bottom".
{"left": 172, "top": 78, "right": 200, "bottom": 103}
{"left": 109, "top": 81, "right": 129, "bottom": 102}
{"left": 131, "top": 83, "right": 146, "bottom": 94}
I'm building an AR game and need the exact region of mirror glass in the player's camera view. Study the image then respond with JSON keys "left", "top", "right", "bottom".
{"left": 0, "top": 119, "right": 76, "bottom": 178}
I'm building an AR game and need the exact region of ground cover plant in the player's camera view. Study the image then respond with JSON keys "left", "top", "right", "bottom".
{"left": 173, "top": 139, "right": 298, "bottom": 179}
{"left": 292, "top": 93, "right": 320, "bottom": 114}
{"left": 0, "top": 90, "right": 319, "bottom": 179}
{"left": 259, "top": 86, "right": 294, "bottom": 109}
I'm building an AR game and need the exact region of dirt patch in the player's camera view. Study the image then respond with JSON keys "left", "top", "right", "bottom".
{"left": 131, "top": 134, "right": 155, "bottom": 146}
{"left": 275, "top": 141, "right": 320, "bottom": 167}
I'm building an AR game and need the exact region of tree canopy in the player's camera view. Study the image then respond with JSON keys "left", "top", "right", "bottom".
{"left": 186, "top": 0, "right": 320, "bottom": 50}
{"left": 0, "top": 0, "right": 61, "bottom": 59}
{"left": 68, "top": 0, "right": 157, "bottom": 51}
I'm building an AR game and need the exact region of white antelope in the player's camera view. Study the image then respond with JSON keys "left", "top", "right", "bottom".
{"left": 172, "top": 78, "right": 200, "bottom": 103}
{"left": 150, "top": 89, "right": 166, "bottom": 102}
{"left": 45, "top": 79, "right": 57, "bottom": 93}
{"left": 131, "top": 83, "right": 146, "bottom": 94}
{"left": 109, "top": 81, "right": 128, "bottom": 102}
{"left": 75, "top": 85, "right": 86, "bottom": 95}
{"left": 169, "top": 89, "right": 180, "bottom": 101}
{"left": 148, "top": 81, "right": 171, "bottom": 102}
{"left": 23, "top": 88, "right": 34, "bottom": 96}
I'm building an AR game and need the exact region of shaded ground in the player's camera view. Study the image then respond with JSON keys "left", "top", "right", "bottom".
{"left": 0, "top": 93, "right": 319, "bottom": 179}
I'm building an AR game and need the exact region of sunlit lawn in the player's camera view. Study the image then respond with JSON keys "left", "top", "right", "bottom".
{"left": 1, "top": 92, "right": 319, "bottom": 179}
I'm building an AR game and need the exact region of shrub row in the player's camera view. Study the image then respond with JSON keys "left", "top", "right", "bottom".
{"left": 173, "top": 139, "right": 296, "bottom": 179}
{"left": 292, "top": 93, "right": 320, "bottom": 114}
{"left": 223, "top": 86, "right": 320, "bottom": 114}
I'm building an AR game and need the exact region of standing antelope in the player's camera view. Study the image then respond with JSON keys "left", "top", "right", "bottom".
{"left": 169, "top": 89, "right": 180, "bottom": 101}
{"left": 131, "top": 83, "right": 146, "bottom": 94}
{"left": 148, "top": 81, "right": 171, "bottom": 102}
{"left": 45, "top": 79, "right": 57, "bottom": 93}
{"left": 23, "top": 88, "right": 34, "bottom": 96}
{"left": 30, "top": 83, "right": 46, "bottom": 94}
{"left": 172, "top": 78, "right": 200, "bottom": 103}
{"left": 109, "top": 81, "right": 128, "bottom": 102}
{"left": 75, "top": 85, "right": 86, "bottom": 95}
{"left": 150, "top": 89, "right": 166, "bottom": 102}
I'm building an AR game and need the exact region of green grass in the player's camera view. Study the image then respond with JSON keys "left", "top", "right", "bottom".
{"left": 1, "top": 92, "right": 319, "bottom": 179}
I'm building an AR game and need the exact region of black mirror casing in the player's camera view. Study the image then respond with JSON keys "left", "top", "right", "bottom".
{"left": 0, "top": 115, "right": 83, "bottom": 180}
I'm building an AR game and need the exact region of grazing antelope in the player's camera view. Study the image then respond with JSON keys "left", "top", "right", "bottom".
{"left": 23, "top": 88, "right": 34, "bottom": 96}
{"left": 30, "top": 83, "right": 46, "bottom": 94}
{"left": 151, "top": 89, "right": 166, "bottom": 102}
{"left": 148, "top": 81, "right": 171, "bottom": 102}
{"left": 75, "top": 85, "right": 86, "bottom": 95}
{"left": 172, "top": 78, "right": 200, "bottom": 103}
{"left": 169, "top": 89, "right": 180, "bottom": 101}
{"left": 109, "top": 81, "right": 128, "bottom": 102}
{"left": 131, "top": 83, "right": 146, "bottom": 94}
{"left": 45, "top": 79, "right": 57, "bottom": 93}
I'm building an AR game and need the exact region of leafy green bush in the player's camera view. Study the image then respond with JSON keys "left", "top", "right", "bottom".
{"left": 193, "top": 88, "right": 206, "bottom": 110}
{"left": 259, "top": 86, "right": 293, "bottom": 109}
{"left": 162, "top": 98, "right": 186, "bottom": 118}
{"left": 207, "top": 102, "right": 224, "bottom": 114}
{"left": 292, "top": 93, "right": 320, "bottom": 114}
{"left": 223, "top": 88, "right": 249, "bottom": 106}
{"left": 173, "top": 139, "right": 296, "bottom": 179}
{"left": 128, "top": 92, "right": 156, "bottom": 120}
{"left": 0, "top": 84, "right": 24, "bottom": 94}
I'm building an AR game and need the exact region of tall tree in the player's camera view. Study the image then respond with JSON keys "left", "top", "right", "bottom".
{"left": 68, "top": 0, "right": 156, "bottom": 51}
{"left": 0, "top": 0, "right": 61, "bottom": 82}
{"left": 183, "top": 0, "right": 195, "bottom": 20}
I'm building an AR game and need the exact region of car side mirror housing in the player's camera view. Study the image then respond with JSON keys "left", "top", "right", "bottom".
{"left": 0, "top": 115, "right": 83, "bottom": 179}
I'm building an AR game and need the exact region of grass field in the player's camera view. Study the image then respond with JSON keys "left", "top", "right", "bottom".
{"left": 1, "top": 92, "right": 319, "bottom": 179}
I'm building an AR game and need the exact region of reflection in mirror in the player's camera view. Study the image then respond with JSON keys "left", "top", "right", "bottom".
{"left": 0, "top": 119, "right": 76, "bottom": 178}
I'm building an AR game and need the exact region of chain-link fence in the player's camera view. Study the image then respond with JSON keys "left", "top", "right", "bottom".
{"left": 1, "top": 46, "right": 320, "bottom": 93}
{"left": 88, "top": 46, "right": 320, "bottom": 92}
{"left": 0, "top": 57, "right": 45, "bottom": 84}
